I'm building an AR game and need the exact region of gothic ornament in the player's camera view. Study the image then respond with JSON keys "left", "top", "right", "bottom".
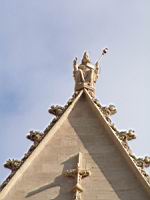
{"left": 101, "top": 104, "right": 117, "bottom": 123}
{"left": 4, "top": 159, "right": 22, "bottom": 172}
{"left": 118, "top": 130, "right": 136, "bottom": 142}
{"left": 73, "top": 52, "right": 100, "bottom": 98}
{"left": 48, "top": 105, "right": 64, "bottom": 117}
{"left": 131, "top": 155, "right": 150, "bottom": 169}
{"left": 101, "top": 105, "right": 117, "bottom": 116}
{"left": 26, "top": 131, "right": 43, "bottom": 145}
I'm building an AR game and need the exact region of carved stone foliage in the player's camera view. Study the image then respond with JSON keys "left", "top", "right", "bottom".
{"left": 118, "top": 130, "right": 136, "bottom": 142}
{"left": 48, "top": 105, "right": 64, "bottom": 117}
{"left": 110, "top": 125, "right": 150, "bottom": 184}
{"left": 101, "top": 104, "right": 117, "bottom": 116}
{"left": 131, "top": 155, "right": 150, "bottom": 169}
{"left": 108, "top": 124, "right": 135, "bottom": 156}
{"left": 26, "top": 131, "right": 43, "bottom": 145}
{"left": 93, "top": 99, "right": 117, "bottom": 123}
{"left": 101, "top": 105, "right": 117, "bottom": 123}
{"left": 116, "top": 130, "right": 136, "bottom": 154}
{"left": 129, "top": 154, "right": 150, "bottom": 184}
{"left": 44, "top": 93, "right": 79, "bottom": 135}
{"left": 4, "top": 159, "right": 22, "bottom": 172}
{"left": 93, "top": 99, "right": 136, "bottom": 156}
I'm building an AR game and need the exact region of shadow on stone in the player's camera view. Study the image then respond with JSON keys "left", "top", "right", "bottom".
{"left": 68, "top": 94, "right": 148, "bottom": 200}
{"left": 25, "top": 155, "right": 77, "bottom": 199}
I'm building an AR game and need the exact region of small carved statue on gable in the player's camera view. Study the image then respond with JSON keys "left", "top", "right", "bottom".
{"left": 73, "top": 52, "right": 99, "bottom": 97}
{"left": 73, "top": 49, "right": 108, "bottom": 98}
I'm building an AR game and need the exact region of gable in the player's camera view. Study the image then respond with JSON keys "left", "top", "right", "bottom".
{"left": 0, "top": 91, "right": 149, "bottom": 200}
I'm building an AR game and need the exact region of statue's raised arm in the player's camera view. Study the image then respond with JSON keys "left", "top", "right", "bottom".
{"left": 73, "top": 57, "right": 78, "bottom": 71}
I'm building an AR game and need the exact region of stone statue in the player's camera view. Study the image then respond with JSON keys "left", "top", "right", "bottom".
{"left": 73, "top": 49, "right": 108, "bottom": 98}
{"left": 73, "top": 51, "right": 99, "bottom": 98}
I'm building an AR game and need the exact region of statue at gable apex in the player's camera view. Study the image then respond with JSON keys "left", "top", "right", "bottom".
{"left": 73, "top": 51, "right": 99, "bottom": 98}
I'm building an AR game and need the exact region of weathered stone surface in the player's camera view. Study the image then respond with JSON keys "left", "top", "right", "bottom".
{"left": 0, "top": 94, "right": 149, "bottom": 200}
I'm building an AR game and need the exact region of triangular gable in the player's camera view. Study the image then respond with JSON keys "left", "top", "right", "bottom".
{"left": 0, "top": 90, "right": 150, "bottom": 200}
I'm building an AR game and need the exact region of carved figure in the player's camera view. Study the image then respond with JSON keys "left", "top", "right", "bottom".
{"left": 73, "top": 52, "right": 99, "bottom": 98}
{"left": 48, "top": 105, "right": 64, "bottom": 117}
{"left": 26, "top": 131, "right": 43, "bottom": 145}
{"left": 4, "top": 159, "right": 22, "bottom": 172}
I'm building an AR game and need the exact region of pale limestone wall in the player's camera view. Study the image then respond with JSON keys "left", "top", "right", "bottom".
{"left": 0, "top": 94, "right": 149, "bottom": 200}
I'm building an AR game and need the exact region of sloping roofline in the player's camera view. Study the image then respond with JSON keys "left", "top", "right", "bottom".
{"left": 0, "top": 89, "right": 150, "bottom": 198}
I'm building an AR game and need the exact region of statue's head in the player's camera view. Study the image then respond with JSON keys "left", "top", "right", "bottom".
{"left": 81, "top": 51, "right": 91, "bottom": 65}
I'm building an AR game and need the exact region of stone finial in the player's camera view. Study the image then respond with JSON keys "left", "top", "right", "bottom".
{"left": 4, "top": 159, "right": 22, "bottom": 172}
{"left": 48, "top": 105, "right": 64, "bottom": 117}
{"left": 26, "top": 131, "right": 43, "bottom": 145}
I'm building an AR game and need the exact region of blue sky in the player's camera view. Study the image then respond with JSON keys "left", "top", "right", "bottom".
{"left": 0, "top": 0, "right": 150, "bottom": 183}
